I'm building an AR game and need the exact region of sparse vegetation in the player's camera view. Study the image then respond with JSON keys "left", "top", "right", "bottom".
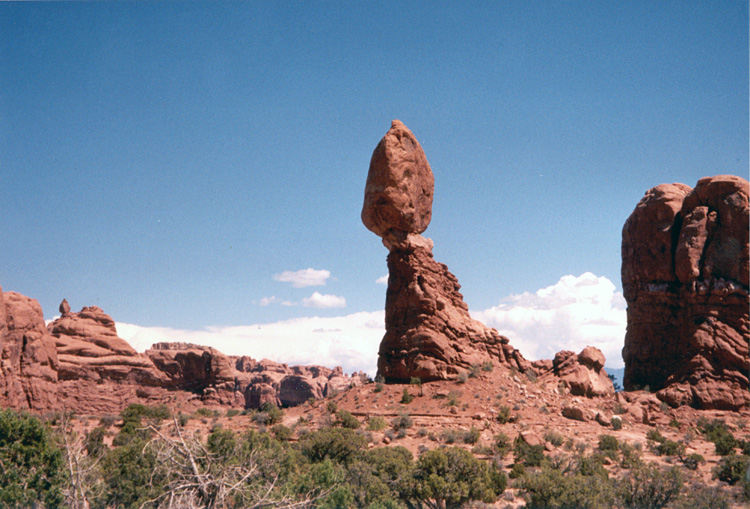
{"left": 400, "top": 387, "right": 414, "bottom": 404}
{"left": 496, "top": 405, "right": 512, "bottom": 424}
{"left": 366, "top": 416, "right": 386, "bottom": 431}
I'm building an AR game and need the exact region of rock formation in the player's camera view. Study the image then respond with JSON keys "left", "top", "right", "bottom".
{"left": 622, "top": 175, "right": 749, "bottom": 410}
{"left": 363, "top": 121, "right": 529, "bottom": 382}
{"left": 533, "top": 346, "right": 615, "bottom": 398}
{"left": 0, "top": 286, "right": 362, "bottom": 414}
{"left": 0, "top": 287, "right": 59, "bottom": 411}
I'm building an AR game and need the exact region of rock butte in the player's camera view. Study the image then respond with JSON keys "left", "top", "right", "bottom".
{"left": 622, "top": 175, "right": 750, "bottom": 410}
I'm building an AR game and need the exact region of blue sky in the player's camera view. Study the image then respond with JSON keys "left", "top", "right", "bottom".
{"left": 2, "top": 2, "right": 747, "bottom": 374}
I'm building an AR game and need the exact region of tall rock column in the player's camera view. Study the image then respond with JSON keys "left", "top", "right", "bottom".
{"left": 363, "top": 121, "right": 529, "bottom": 382}
{"left": 622, "top": 175, "right": 749, "bottom": 410}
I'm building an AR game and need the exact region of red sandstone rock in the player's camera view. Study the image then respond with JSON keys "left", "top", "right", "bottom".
{"left": 363, "top": 121, "right": 530, "bottom": 383}
{"left": 622, "top": 175, "right": 749, "bottom": 410}
{"left": 362, "top": 120, "right": 434, "bottom": 249}
{"left": 549, "top": 347, "right": 614, "bottom": 398}
{"left": 0, "top": 289, "right": 59, "bottom": 411}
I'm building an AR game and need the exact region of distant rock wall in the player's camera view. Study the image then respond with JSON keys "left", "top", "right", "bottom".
{"left": 622, "top": 175, "right": 749, "bottom": 410}
{"left": 0, "top": 286, "right": 362, "bottom": 414}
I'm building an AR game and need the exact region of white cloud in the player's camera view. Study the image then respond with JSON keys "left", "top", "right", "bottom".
{"left": 258, "top": 296, "right": 279, "bottom": 306}
{"left": 301, "top": 292, "right": 346, "bottom": 309}
{"left": 375, "top": 275, "right": 388, "bottom": 285}
{"left": 473, "top": 273, "right": 627, "bottom": 368}
{"left": 116, "top": 311, "right": 384, "bottom": 377}
{"left": 273, "top": 268, "right": 331, "bottom": 288}
{"left": 115, "top": 272, "right": 626, "bottom": 380}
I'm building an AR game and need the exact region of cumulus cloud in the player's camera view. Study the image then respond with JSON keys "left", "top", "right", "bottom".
{"left": 473, "top": 273, "right": 627, "bottom": 368}
{"left": 117, "top": 311, "right": 384, "bottom": 376}
{"left": 273, "top": 268, "right": 331, "bottom": 288}
{"left": 375, "top": 275, "right": 388, "bottom": 285}
{"left": 301, "top": 292, "right": 346, "bottom": 309}
{"left": 258, "top": 296, "right": 279, "bottom": 306}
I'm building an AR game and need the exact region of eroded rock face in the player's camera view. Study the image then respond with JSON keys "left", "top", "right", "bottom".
{"left": 0, "top": 288, "right": 59, "bottom": 411}
{"left": 364, "top": 121, "right": 529, "bottom": 382}
{"left": 622, "top": 175, "right": 749, "bottom": 410}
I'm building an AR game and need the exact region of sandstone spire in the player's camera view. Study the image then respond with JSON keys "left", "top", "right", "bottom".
{"left": 363, "top": 121, "right": 529, "bottom": 382}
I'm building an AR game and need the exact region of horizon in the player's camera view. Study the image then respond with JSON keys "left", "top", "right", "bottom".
{"left": 3, "top": 2, "right": 748, "bottom": 376}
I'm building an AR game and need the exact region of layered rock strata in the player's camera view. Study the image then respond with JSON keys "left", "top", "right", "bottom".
{"left": 622, "top": 175, "right": 749, "bottom": 410}
{"left": 0, "top": 286, "right": 361, "bottom": 414}
{"left": 363, "top": 121, "right": 529, "bottom": 382}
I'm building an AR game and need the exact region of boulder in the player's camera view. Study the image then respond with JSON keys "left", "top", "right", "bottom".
{"left": 622, "top": 175, "right": 749, "bottom": 410}
{"left": 551, "top": 348, "right": 614, "bottom": 398}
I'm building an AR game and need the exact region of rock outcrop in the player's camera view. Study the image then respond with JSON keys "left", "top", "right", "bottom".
{"left": 0, "top": 288, "right": 363, "bottom": 414}
{"left": 363, "top": 121, "right": 529, "bottom": 382}
{"left": 622, "top": 175, "right": 749, "bottom": 410}
{"left": 0, "top": 288, "right": 59, "bottom": 411}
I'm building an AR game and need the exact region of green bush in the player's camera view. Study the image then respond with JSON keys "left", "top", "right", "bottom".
{"left": 682, "top": 453, "right": 704, "bottom": 470}
{"left": 463, "top": 426, "right": 481, "bottom": 445}
{"left": 392, "top": 411, "right": 413, "bottom": 431}
{"left": 495, "top": 432, "right": 511, "bottom": 458}
{"left": 272, "top": 424, "right": 293, "bottom": 441}
{"left": 413, "top": 447, "right": 506, "bottom": 507}
{"left": 545, "top": 430, "right": 565, "bottom": 447}
{"left": 518, "top": 466, "right": 616, "bottom": 508}
{"left": 336, "top": 409, "right": 360, "bottom": 429}
{"left": 400, "top": 387, "right": 414, "bottom": 404}
{"left": 611, "top": 417, "right": 623, "bottom": 431}
{"left": 85, "top": 426, "right": 108, "bottom": 457}
{"left": 646, "top": 428, "right": 666, "bottom": 444}
{"left": 598, "top": 435, "right": 619, "bottom": 452}
{"left": 298, "top": 427, "right": 367, "bottom": 465}
{"left": 617, "top": 463, "right": 682, "bottom": 508}
{"left": 655, "top": 439, "right": 685, "bottom": 457}
{"left": 101, "top": 437, "right": 165, "bottom": 507}
{"left": 496, "top": 405, "right": 511, "bottom": 424}
{"left": 367, "top": 416, "right": 386, "bottom": 431}
{"left": 261, "top": 402, "right": 284, "bottom": 425}
{"left": 0, "top": 409, "right": 67, "bottom": 507}
{"left": 713, "top": 454, "right": 749, "bottom": 485}
{"left": 514, "top": 435, "right": 545, "bottom": 467}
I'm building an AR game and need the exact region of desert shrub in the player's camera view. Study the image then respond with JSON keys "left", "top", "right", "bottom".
{"left": 367, "top": 416, "right": 386, "bottom": 432}
{"left": 441, "top": 428, "right": 460, "bottom": 444}
{"left": 99, "top": 414, "right": 117, "bottom": 428}
{"left": 598, "top": 434, "right": 619, "bottom": 452}
{"left": 612, "top": 416, "right": 623, "bottom": 430}
{"left": 225, "top": 408, "right": 241, "bottom": 418}
{"left": 514, "top": 435, "right": 545, "bottom": 468}
{"left": 261, "top": 402, "right": 284, "bottom": 425}
{"left": 374, "top": 382, "right": 384, "bottom": 393}
{"left": 0, "top": 409, "right": 67, "bottom": 508}
{"left": 672, "top": 484, "right": 730, "bottom": 509}
{"left": 481, "top": 361, "right": 494, "bottom": 372}
{"left": 518, "top": 466, "right": 616, "bottom": 508}
{"left": 463, "top": 426, "right": 481, "bottom": 445}
{"left": 713, "top": 454, "right": 749, "bottom": 485}
{"left": 271, "top": 424, "right": 293, "bottom": 441}
{"left": 646, "top": 428, "right": 666, "bottom": 444}
{"left": 336, "top": 409, "right": 360, "bottom": 429}
{"left": 457, "top": 370, "right": 468, "bottom": 383}
{"left": 655, "top": 439, "right": 685, "bottom": 457}
{"left": 194, "top": 407, "right": 215, "bottom": 418}
{"left": 682, "top": 453, "right": 704, "bottom": 470}
{"left": 101, "top": 436, "right": 166, "bottom": 508}
{"left": 298, "top": 427, "right": 367, "bottom": 465}
{"left": 545, "top": 430, "right": 565, "bottom": 447}
{"left": 616, "top": 463, "right": 682, "bottom": 508}
{"left": 620, "top": 442, "right": 642, "bottom": 469}
{"left": 668, "top": 418, "right": 680, "bottom": 428}
{"left": 413, "top": 447, "right": 507, "bottom": 507}
{"left": 468, "top": 364, "right": 481, "bottom": 378}
{"left": 713, "top": 432, "right": 738, "bottom": 456}
{"left": 699, "top": 417, "right": 737, "bottom": 455}
{"left": 326, "top": 401, "right": 338, "bottom": 414}
{"left": 509, "top": 462, "right": 526, "bottom": 479}
{"left": 446, "top": 391, "right": 461, "bottom": 407}
{"left": 409, "top": 377, "right": 423, "bottom": 396}
{"left": 577, "top": 454, "right": 609, "bottom": 479}
{"left": 400, "top": 387, "right": 414, "bottom": 404}
{"left": 494, "top": 432, "right": 511, "bottom": 458}
{"left": 496, "top": 405, "right": 511, "bottom": 424}
{"left": 85, "top": 426, "right": 108, "bottom": 457}
{"left": 392, "top": 411, "right": 413, "bottom": 431}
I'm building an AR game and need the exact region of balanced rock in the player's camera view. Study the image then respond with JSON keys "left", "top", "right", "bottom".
{"left": 362, "top": 120, "right": 434, "bottom": 249}
{"left": 551, "top": 347, "right": 614, "bottom": 398}
{"left": 622, "top": 175, "right": 749, "bottom": 410}
{"left": 363, "top": 121, "right": 530, "bottom": 382}
{"left": 59, "top": 298, "right": 71, "bottom": 315}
